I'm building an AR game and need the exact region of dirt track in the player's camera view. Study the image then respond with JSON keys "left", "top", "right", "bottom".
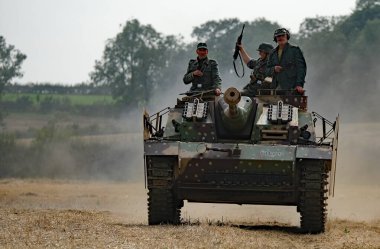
{"left": 0, "top": 179, "right": 379, "bottom": 248}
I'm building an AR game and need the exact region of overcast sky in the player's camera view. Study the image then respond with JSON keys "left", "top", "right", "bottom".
{"left": 0, "top": 0, "right": 356, "bottom": 84}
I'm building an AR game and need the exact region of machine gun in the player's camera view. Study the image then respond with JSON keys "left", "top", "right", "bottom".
{"left": 233, "top": 24, "right": 245, "bottom": 78}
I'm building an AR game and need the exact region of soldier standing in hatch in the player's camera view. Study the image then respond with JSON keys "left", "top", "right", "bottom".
{"left": 237, "top": 42, "right": 274, "bottom": 96}
{"left": 267, "top": 28, "right": 307, "bottom": 94}
{"left": 183, "top": 43, "right": 222, "bottom": 95}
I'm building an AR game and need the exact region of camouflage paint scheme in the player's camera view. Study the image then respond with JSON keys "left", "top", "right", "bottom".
{"left": 145, "top": 142, "right": 331, "bottom": 205}
{"left": 144, "top": 87, "right": 338, "bottom": 232}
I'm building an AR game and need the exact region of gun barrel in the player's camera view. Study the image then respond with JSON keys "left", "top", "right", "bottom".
{"left": 240, "top": 24, "right": 245, "bottom": 36}
{"left": 233, "top": 24, "right": 245, "bottom": 60}
{"left": 224, "top": 87, "right": 241, "bottom": 116}
{"left": 220, "top": 87, "right": 253, "bottom": 131}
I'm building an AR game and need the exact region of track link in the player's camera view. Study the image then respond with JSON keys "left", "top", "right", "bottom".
{"left": 148, "top": 188, "right": 181, "bottom": 225}
{"left": 298, "top": 159, "right": 328, "bottom": 233}
{"left": 146, "top": 156, "right": 181, "bottom": 225}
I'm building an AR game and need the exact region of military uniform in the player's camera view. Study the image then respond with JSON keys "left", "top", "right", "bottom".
{"left": 241, "top": 57, "right": 273, "bottom": 96}
{"left": 183, "top": 57, "right": 222, "bottom": 92}
{"left": 267, "top": 43, "right": 307, "bottom": 90}
{"left": 241, "top": 43, "right": 274, "bottom": 96}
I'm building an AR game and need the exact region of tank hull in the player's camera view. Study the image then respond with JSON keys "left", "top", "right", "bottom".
{"left": 144, "top": 140, "right": 331, "bottom": 206}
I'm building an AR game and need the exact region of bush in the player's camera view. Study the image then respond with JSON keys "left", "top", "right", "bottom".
{"left": 0, "top": 126, "right": 142, "bottom": 180}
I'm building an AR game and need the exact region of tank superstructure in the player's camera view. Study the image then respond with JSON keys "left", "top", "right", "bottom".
{"left": 143, "top": 87, "right": 339, "bottom": 233}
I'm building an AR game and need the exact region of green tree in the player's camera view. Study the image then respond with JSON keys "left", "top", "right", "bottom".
{"left": 192, "top": 18, "right": 242, "bottom": 72}
{"left": 90, "top": 19, "right": 182, "bottom": 107}
{"left": 298, "top": 2, "right": 380, "bottom": 121}
{"left": 0, "top": 36, "right": 26, "bottom": 126}
{"left": 298, "top": 16, "right": 343, "bottom": 39}
{"left": 356, "top": 0, "right": 380, "bottom": 10}
{"left": 0, "top": 36, "right": 27, "bottom": 96}
{"left": 339, "top": 1, "right": 380, "bottom": 37}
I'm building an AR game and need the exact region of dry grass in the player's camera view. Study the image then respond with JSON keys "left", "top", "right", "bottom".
{"left": 0, "top": 179, "right": 379, "bottom": 248}
{"left": 1, "top": 209, "right": 379, "bottom": 249}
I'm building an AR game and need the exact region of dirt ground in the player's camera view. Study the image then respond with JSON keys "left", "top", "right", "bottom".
{"left": 0, "top": 179, "right": 379, "bottom": 249}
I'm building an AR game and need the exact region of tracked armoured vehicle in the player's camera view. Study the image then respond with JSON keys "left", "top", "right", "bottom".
{"left": 143, "top": 88, "right": 339, "bottom": 233}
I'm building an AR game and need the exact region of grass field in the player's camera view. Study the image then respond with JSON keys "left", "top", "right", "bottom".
{"left": 1, "top": 93, "right": 115, "bottom": 105}
{"left": 3, "top": 112, "right": 128, "bottom": 133}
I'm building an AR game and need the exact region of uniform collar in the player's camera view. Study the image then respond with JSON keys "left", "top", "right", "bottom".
{"left": 197, "top": 57, "right": 209, "bottom": 64}
{"left": 275, "top": 42, "right": 289, "bottom": 52}
{"left": 259, "top": 56, "right": 268, "bottom": 62}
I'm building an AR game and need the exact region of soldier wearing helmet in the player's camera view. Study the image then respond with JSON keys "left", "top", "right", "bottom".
{"left": 237, "top": 42, "right": 274, "bottom": 96}
{"left": 183, "top": 42, "right": 222, "bottom": 95}
{"left": 267, "top": 28, "right": 307, "bottom": 94}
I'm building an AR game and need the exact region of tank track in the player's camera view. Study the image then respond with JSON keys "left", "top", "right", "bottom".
{"left": 298, "top": 159, "right": 328, "bottom": 233}
{"left": 146, "top": 156, "right": 182, "bottom": 225}
{"left": 148, "top": 188, "right": 181, "bottom": 225}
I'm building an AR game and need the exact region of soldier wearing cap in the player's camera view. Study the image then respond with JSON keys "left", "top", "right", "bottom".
{"left": 267, "top": 28, "right": 307, "bottom": 94}
{"left": 183, "top": 43, "right": 222, "bottom": 95}
{"left": 237, "top": 42, "right": 274, "bottom": 96}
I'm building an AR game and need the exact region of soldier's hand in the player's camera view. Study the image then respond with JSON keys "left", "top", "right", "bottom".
{"left": 274, "top": 66, "right": 283, "bottom": 73}
{"left": 193, "top": 70, "right": 203, "bottom": 77}
{"left": 215, "top": 88, "right": 221, "bottom": 96}
{"left": 236, "top": 43, "right": 243, "bottom": 51}
{"left": 295, "top": 86, "right": 305, "bottom": 94}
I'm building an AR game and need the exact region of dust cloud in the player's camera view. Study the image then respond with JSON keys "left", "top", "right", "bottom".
{"left": 1, "top": 113, "right": 144, "bottom": 181}
{"left": 2, "top": 112, "right": 379, "bottom": 227}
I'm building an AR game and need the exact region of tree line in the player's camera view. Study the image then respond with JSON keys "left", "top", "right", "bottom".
{"left": 4, "top": 83, "right": 111, "bottom": 95}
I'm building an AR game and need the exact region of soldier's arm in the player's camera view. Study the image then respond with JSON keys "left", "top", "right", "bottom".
{"left": 211, "top": 60, "right": 222, "bottom": 90}
{"left": 239, "top": 46, "right": 252, "bottom": 65}
{"left": 295, "top": 47, "right": 307, "bottom": 87}
{"left": 183, "top": 60, "right": 195, "bottom": 84}
{"left": 246, "top": 59, "right": 258, "bottom": 70}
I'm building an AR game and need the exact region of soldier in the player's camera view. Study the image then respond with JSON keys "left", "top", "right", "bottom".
{"left": 267, "top": 28, "right": 307, "bottom": 94}
{"left": 238, "top": 42, "right": 274, "bottom": 96}
{"left": 183, "top": 43, "right": 222, "bottom": 95}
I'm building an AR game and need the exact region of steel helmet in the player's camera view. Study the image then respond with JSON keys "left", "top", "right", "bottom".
{"left": 273, "top": 28, "right": 290, "bottom": 42}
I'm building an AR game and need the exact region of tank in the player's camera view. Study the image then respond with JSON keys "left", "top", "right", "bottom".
{"left": 143, "top": 87, "right": 339, "bottom": 233}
